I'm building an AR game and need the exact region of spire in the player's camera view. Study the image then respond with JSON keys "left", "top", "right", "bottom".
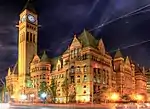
{"left": 8, "top": 67, "right": 11, "bottom": 76}
{"left": 41, "top": 51, "right": 49, "bottom": 62}
{"left": 125, "top": 56, "right": 130, "bottom": 65}
{"left": 22, "top": 0, "right": 36, "bottom": 13}
{"left": 114, "top": 49, "right": 123, "bottom": 59}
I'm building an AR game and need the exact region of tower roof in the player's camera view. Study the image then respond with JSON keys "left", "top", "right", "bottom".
{"left": 12, "top": 62, "right": 18, "bottom": 75}
{"left": 41, "top": 51, "right": 49, "bottom": 62}
{"left": 114, "top": 49, "right": 123, "bottom": 58}
{"left": 22, "top": 0, "right": 36, "bottom": 13}
{"left": 78, "top": 29, "right": 98, "bottom": 48}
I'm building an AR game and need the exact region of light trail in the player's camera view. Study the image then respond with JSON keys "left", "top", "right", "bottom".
{"left": 89, "top": 3, "right": 150, "bottom": 31}
{"left": 127, "top": 9, "right": 150, "bottom": 17}
{"left": 109, "top": 39, "right": 150, "bottom": 53}
{"left": 88, "top": 0, "right": 100, "bottom": 15}
{"left": 46, "top": 3, "right": 150, "bottom": 54}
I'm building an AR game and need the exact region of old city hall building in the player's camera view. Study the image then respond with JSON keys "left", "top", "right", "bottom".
{"left": 5, "top": 1, "right": 147, "bottom": 103}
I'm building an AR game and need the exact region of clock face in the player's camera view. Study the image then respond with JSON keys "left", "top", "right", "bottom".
{"left": 21, "top": 15, "right": 26, "bottom": 22}
{"left": 28, "top": 14, "right": 36, "bottom": 23}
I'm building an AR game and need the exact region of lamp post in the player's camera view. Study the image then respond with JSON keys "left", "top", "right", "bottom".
{"left": 20, "top": 94, "right": 27, "bottom": 103}
{"left": 110, "top": 92, "right": 120, "bottom": 102}
{"left": 41, "top": 92, "right": 47, "bottom": 104}
{"left": 30, "top": 94, "right": 35, "bottom": 103}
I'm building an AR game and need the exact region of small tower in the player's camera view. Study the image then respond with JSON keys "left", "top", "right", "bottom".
{"left": 113, "top": 49, "right": 124, "bottom": 71}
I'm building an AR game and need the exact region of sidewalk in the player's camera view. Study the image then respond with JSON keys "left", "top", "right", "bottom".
{"left": 10, "top": 102, "right": 114, "bottom": 108}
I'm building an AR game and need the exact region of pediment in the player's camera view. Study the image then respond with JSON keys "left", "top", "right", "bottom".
{"left": 32, "top": 55, "right": 40, "bottom": 64}
{"left": 97, "top": 38, "right": 105, "bottom": 54}
{"left": 70, "top": 35, "right": 82, "bottom": 50}
{"left": 125, "top": 56, "right": 130, "bottom": 65}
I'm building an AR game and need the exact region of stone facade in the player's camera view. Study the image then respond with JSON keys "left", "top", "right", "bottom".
{"left": 5, "top": 1, "right": 147, "bottom": 103}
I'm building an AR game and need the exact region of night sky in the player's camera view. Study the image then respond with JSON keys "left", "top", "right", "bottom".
{"left": 1, "top": 0, "right": 150, "bottom": 77}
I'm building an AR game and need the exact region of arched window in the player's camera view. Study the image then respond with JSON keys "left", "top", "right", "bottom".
{"left": 71, "top": 66, "right": 75, "bottom": 73}
{"left": 75, "top": 48, "right": 78, "bottom": 57}
{"left": 77, "top": 75, "right": 80, "bottom": 83}
{"left": 66, "top": 69, "right": 69, "bottom": 75}
{"left": 76, "top": 66, "right": 80, "bottom": 72}
{"left": 83, "top": 54, "right": 87, "bottom": 60}
{"left": 72, "top": 50, "right": 74, "bottom": 58}
{"left": 84, "top": 75, "right": 87, "bottom": 81}
{"left": 83, "top": 65, "right": 87, "bottom": 72}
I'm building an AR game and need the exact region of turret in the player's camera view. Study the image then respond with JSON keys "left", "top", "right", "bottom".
{"left": 113, "top": 49, "right": 124, "bottom": 71}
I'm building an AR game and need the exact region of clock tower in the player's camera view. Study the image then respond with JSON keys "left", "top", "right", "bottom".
{"left": 18, "top": 0, "right": 38, "bottom": 88}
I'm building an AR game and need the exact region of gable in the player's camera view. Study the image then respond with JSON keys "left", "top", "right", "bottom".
{"left": 78, "top": 29, "right": 98, "bottom": 48}
{"left": 56, "top": 59, "right": 62, "bottom": 71}
{"left": 32, "top": 54, "right": 40, "bottom": 64}
{"left": 125, "top": 56, "right": 130, "bottom": 65}
{"left": 70, "top": 35, "right": 82, "bottom": 50}
{"left": 97, "top": 39, "right": 105, "bottom": 54}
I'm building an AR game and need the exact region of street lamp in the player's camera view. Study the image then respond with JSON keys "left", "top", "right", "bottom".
{"left": 30, "top": 94, "right": 35, "bottom": 98}
{"left": 10, "top": 95, "right": 15, "bottom": 103}
{"left": 20, "top": 94, "right": 27, "bottom": 102}
{"left": 30, "top": 94, "right": 35, "bottom": 103}
{"left": 135, "top": 94, "right": 143, "bottom": 101}
{"left": 110, "top": 93, "right": 120, "bottom": 102}
{"left": 40, "top": 92, "right": 47, "bottom": 104}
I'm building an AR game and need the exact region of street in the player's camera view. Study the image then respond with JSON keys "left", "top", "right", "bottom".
{"left": 2, "top": 103, "right": 150, "bottom": 109}
{"left": 0, "top": 103, "right": 111, "bottom": 109}
{"left": 9, "top": 106, "right": 110, "bottom": 109}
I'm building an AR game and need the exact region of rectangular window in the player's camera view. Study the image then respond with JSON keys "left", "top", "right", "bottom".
{"left": 84, "top": 75, "right": 87, "bottom": 82}
{"left": 26, "top": 32, "right": 29, "bottom": 41}
{"left": 71, "top": 76, "right": 74, "bottom": 83}
{"left": 33, "top": 34, "right": 35, "bottom": 43}
{"left": 30, "top": 33, "right": 32, "bottom": 42}
{"left": 77, "top": 79, "right": 80, "bottom": 83}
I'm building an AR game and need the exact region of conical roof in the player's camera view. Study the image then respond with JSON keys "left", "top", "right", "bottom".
{"left": 114, "top": 49, "right": 123, "bottom": 58}
{"left": 12, "top": 62, "right": 18, "bottom": 75}
{"left": 41, "top": 51, "right": 49, "bottom": 62}
{"left": 22, "top": 0, "right": 36, "bottom": 13}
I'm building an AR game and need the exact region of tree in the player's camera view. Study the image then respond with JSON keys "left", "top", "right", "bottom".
{"left": 68, "top": 84, "right": 76, "bottom": 103}
{"left": 49, "top": 78, "right": 57, "bottom": 103}
{"left": 99, "top": 86, "right": 109, "bottom": 103}
{"left": 26, "top": 79, "right": 33, "bottom": 88}
{"left": 38, "top": 81, "right": 48, "bottom": 97}
{"left": 61, "top": 77, "right": 69, "bottom": 103}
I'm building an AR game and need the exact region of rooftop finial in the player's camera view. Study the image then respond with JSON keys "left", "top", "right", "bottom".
{"left": 74, "top": 34, "right": 76, "bottom": 37}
